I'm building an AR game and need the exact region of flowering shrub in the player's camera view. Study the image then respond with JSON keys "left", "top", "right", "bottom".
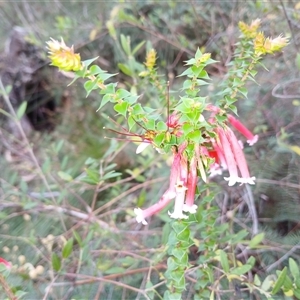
{"left": 46, "top": 19, "right": 294, "bottom": 299}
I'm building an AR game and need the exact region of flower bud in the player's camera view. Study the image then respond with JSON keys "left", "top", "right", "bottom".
{"left": 46, "top": 38, "right": 82, "bottom": 71}
{"left": 239, "top": 19, "right": 261, "bottom": 39}
{"left": 144, "top": 49, "right": 157, "bottom": 71}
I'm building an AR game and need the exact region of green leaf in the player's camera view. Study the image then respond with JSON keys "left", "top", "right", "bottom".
{"left": 120, "top": 34, "right": 131, "bottom": 56}
{"left": 294, "top": 288, "right": 300, "bottom": 299}
{"left": 231, "top": 264, "right": 252, "bottom": 275}
{"left": 231, "top": 229, "right": 249, "bottom": 244}
{"left": 156, "top": 121, "right": 167, "bottom": 131}
{"left": 283, "top": 274, "right": 293, "bottom": 290}
{"left": 246, "top": 256, "right": 256, "bottom": 267}
{"left": 219, "top": 250, "right": 230, "bottom": 273}
{"left": 186, "top": 130, "right": 203, "bottom": 143}
{"left": 98, "top": 94, "right": 114, "bottom": 111}
{"left": 132, "top": 40, "right": 145, "bottom": 56}
{"left": 52, "top": 253, "right": 61, "bottom": 272}
{"left": 82, "top": 57, "right": 99, "bottom": 68}
{"left": 116, "top": 88, "right": 131, "bottom": 98}
{"left": 146, "top": 119, "right": 155, "bottom": 130}
{"left": 261, "top": 275, "right": 273, "bottom": 291}
{"left": 84, "top": 80, "right": 98, "bottom": 97}
{"left": 73, "top": 230, "right": 83, "bottom": 248}
{"left": 89, "top": 65, "right": 105, "bottom": 75}
{"left": 289, "top": 258, "right": 299, "bottom": 280}
{"left": 182, "top": 123, "right": 194, "bottom": 135}
{"left": 62, "top": 238, "right": 73, "bottom": 259}
{"left": 114, "top": 102, "right": 128, "bottom": 117}
{"left": 272, "top": 267, "right": 287, "bottom": 294}
{"left": 132, "top": 103, "right": 144, "bottom": 115}
{"left": 102, "top": 170, "right": 122, "bottom": 180}
{"left": 17, "top": 101, "right": 27, "bottom": 120}
{"left": 254, "top": 274, "right": 261, "bottom": 286}
{"left": 249, "top": 232, "right": 264, "bottom": 248}
{"left": 85, "top": 168, "right": 100, "bottom": 184}
{"left": 127, "top": 115, "right": 136, "bottom": 131}
{"left": 163, "top": 291, "right": 182, "bottom": 300}
{"left": 57, "top": 171, "right": 73, "bottom": 182}
{"left": 118, "top": 63, "right": 132, "bottom": 76}
{"left": 238, "top": 87, "right": 248, "bottom": 98}
{"left": 195, "top": 48, "right": 203, "bottom": 59}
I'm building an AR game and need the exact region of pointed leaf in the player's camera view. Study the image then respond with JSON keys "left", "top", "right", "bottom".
{"left": 114, "top": 102, "right": 128, "bottom": 117}
{"left": 89, "top": 65, "right": 105, "bottom": 75}
{"left": 52, "top": 253, "right": 61, "bottom": 272}
{"left": 73, "top": 230, "right": 83, "bottom": 248}
{"left": 231, "top": 264, "right": 252, "bottom": 275}
{"left": 249, "top": 232, "right": 264, "bottom": 248}
{"left": 118, "top": 63, "right": 132, "bottom": 76}
{"left": 82, "top": 57, "right": 99, "bottom": 68}
{"left": 120, "top": 34, "right": 131, "bottom": 55}
{"left": 17, "top": 101, "right": 27, "bottom": 120}
{"left": 272, "top": 267, "right": 287, "bottom": 294}
{"left": 219, "top": 250, "right": 230, "bottom": 273}
{"left": 289, "top": 258, "right": 299, "bottom": 280}
{"left": 132, "top": 40, "right": 146, "bottom": 56}
{"left": 57, "top": 171, "right": 73, "bottom": 182}
{"left": 62, "top": 238, "right": 73, "bottom": 259}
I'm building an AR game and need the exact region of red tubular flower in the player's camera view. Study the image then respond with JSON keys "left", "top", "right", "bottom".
{"left": 216, "top": 127, "right": 240, "bottom": 186}
{"left": 216, "top": 126, "right": 256, "bottom": 186}
{"left": 211, "top": 140, "right": 227, "bottom": 168}
{"left": 226, "top": 128, "right": 256, "bottom": 185}
{"left": 134, "top": 142, "right": 187, "bottom": 225}
{"left": 206, "top": 104, "right": 259, "bottom": 146}
{"left": 183, "top": 155, "right": 198, "bottom": 213}
{"left": 134, "top": 189, "right": 176, "bottom": 225}
{"left": 227, "top": 114, "right": 258, "bottom": 146}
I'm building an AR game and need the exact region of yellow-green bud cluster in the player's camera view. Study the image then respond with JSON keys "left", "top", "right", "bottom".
{"left": 46, "top": 38, "right": 82, "bottom": 72}
{"left": 144, "top": 49, "right": 157, "bottom": 71}
{"left": 196, "top": 53, "right": 211, "bottom": 66}
{"left": 254, "top": 33, "right": 289, "bottom": 56}
{"left": 239, "top": 19, "right": 261, "bottom": 39}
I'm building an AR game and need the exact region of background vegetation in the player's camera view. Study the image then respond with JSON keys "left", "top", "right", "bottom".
{"left": 0, "top": 1, "right": 300, "bottom": 299}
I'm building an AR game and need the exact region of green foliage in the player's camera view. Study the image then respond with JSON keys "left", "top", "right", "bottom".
{"left": 0, "top": 1, "right": 298, "bottom": 299}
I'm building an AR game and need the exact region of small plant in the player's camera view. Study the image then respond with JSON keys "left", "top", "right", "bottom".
{"left": 45, "top": 19, "right": 296, "bottom": 299}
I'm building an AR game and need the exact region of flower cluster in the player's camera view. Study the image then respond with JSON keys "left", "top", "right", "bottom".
{"left": 238, "top": 19, "right": 261, "bottom": 39}
{"left": 134, "top": 141, "right": 198, "bottom": 225}
{"left": 254, "top": 33, "right": 289, "bottom": 56}
{"left": 134, "top": 105, "right": 258, "bottom": 225}
{"left": 238, "top": 19, "right": 288, "bottom": 56}
{"left": 46, "top": 38, "right": 82, "bottom": 72}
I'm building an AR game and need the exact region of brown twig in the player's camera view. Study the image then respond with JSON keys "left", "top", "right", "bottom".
{"left": 0, "top": 273, "right": 17, "bottom": 300}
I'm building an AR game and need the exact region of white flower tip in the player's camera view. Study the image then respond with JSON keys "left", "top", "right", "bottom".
{"left": 225, "top": 176, "right": 256, "bottom": 186}
{"left": 168, "top": 210, "right": 189, "bottom": 220}
{"left": 239, "top": 177, "right": 256, "bottom": 185}
{"left": 224, "top": 176, "right": 239, "bottom": 186}
{"left": 247, "top": 135, "right": 259, "bottom": 146}
{"left": 183, "top": 204, "right": 198, "bottom": 214}
{"left": 134, "top": 208, "right": 148, "bottom": 225}
{"left": 136, "top": 142, "right": 150, "bottom": 154}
